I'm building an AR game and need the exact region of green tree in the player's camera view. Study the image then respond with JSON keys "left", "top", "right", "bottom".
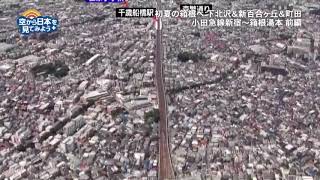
{"left": 144, "top": 109, "right": 160, "bottom": 125}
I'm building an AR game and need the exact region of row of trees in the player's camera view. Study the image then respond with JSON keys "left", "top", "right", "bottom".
{"left": 177, "top": 51, "right": 206, "bottom": 63}
{"left": 30, "top": 61, "right": 69, "bottom": 78}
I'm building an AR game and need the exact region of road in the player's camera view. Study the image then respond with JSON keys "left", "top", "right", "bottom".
{"left": 155, "top": 0, "right": 175, "bottom": 180}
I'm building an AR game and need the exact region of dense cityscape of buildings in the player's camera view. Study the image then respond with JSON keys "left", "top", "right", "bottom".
{"left": 0, "top": 0, "right": 161, "bottom": 179}
{"left": 0, "top": 0, "right": 320, "bottom": 179}
{"left": 163, "top": 0, "right": 320, "bottom": 179}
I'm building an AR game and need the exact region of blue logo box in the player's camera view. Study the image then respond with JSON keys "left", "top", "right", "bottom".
{"left": 17, "top": 16, "right": 59, "bottom": 35}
